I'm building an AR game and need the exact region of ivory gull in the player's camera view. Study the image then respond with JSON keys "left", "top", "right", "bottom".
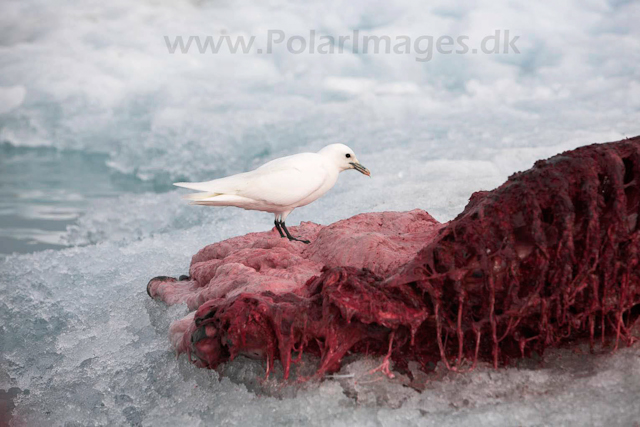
{"left": 174, "top": 143, "right": 370, "bottom": 243}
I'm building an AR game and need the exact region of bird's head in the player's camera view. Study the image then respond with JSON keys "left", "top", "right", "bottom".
{"left": 318, "top": 144, "right": 370, "bottom": 176}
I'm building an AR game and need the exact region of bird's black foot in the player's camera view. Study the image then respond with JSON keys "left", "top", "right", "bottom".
{"left": 278, "top": 220, "right": 310, "bottom": 244}
{"left": 290, "top": 237, "right": 310, "bottom": 244}
{"left": 274, "top": 220, "right": 285, "bottom": 238}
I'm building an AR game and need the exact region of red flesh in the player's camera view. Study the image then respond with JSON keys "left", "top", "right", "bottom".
{"left": 149, "top": 137, "right": 640, "bottom": 378}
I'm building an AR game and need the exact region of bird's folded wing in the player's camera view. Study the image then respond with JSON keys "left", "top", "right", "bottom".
{"left": 230, "top": 166, "right": 327, "bottom": 207}
{"left": 175, "top": 161, "right": 328, "bottom": 207}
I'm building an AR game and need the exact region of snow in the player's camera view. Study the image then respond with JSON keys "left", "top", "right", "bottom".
{"left": 1, "top": 0, "right": 640, "bottom": 425}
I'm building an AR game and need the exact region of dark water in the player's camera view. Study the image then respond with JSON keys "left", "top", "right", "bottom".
{"left": 0, "top": 143, "right": 158, "bottom": 255}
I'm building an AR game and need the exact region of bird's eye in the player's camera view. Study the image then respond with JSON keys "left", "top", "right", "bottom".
{"left": 345, "top": 153, "right": 351, "bottom": 158}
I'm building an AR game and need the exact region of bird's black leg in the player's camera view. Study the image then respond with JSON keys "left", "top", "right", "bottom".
{"left": 279, "top": 221, "right": 310, "bottom": 244}
{"left": 274, "top": 220, "right": 285, "bottom": 238}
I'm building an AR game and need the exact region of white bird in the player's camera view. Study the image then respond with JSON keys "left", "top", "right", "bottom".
{"left": 174, "top": 143, "right": 370, "bottom": 243}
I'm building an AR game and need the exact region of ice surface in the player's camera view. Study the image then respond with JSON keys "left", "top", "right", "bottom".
{"left": 2, "top": 234, "right": 640, "bottom": 426}
{"left": 1, "top": 0, "right": 640, "bottom": 424}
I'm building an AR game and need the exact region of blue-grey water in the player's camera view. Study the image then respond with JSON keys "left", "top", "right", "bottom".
{"left": 0, "top": 143, "right": 160, "bottom": 255}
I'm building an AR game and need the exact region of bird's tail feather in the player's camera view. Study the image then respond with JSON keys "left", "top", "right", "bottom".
{"left": 182, "top": 192, "right": 220, "bottom": 201}
{"left": 174, "top": 181, "right": 219, "bottom": 192}
{"left": 187, "top": 194, "right": 255, "bottom": 207}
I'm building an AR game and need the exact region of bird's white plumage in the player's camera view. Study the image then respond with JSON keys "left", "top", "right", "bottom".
{"left": 174, "top": 144, "right": 369, "bottom": 223}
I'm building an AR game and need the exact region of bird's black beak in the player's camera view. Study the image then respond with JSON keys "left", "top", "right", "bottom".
{"left": 350, "top": 162, "right": 371, "bottom": 177}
